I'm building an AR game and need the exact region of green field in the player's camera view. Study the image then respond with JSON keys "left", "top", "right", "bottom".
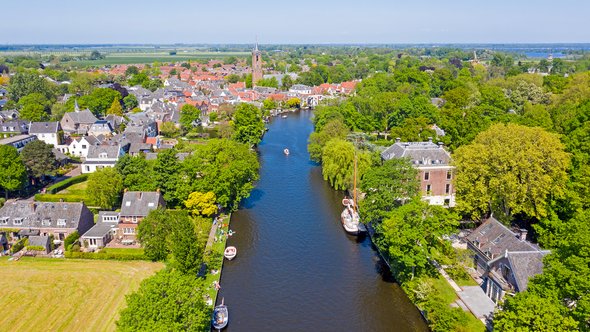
{"left": 63, "top": 52, "right": 249, "bottom": 67}
{"left": 0, "top": 257, "right": 163, "bottom": 332}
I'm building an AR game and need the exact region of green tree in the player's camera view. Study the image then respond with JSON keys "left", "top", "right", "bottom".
{"left": 378, "top": 199, "right": 459, "bottom": 281}
{"left": 225, "top": 73, "right": 240, "bottom": 83}
{"left": 8, "top": 71, "right": 55, "bottom": 102}
{"left": 282, "top": 75, "right": 294, "bottom": 90}
{"left": 454, "top": 123, "right": 570, "bottom": 221}
{"left": 262, "top": 98, "right": 277, "bottom": 111}
{"left": 107, "top": 97, "right": 123, "bottom": 116}
{"left": 493, "top": 292, "right": 577, "bottom": 332}
{"left": 359, "top": 158, "right": 419, "bottom": 224}
{"left": 307, "top": 118, "right": 349, "bottom": 162}
{"left": 115, "top": 155, "right": 157, "bottom": 192}
{"left": 0, "top": 145, "right": 27, "bottom": 199}
{"left": 125, "top": 66, "right": 140, "bottom": 76}
{"left": 286, "top": 97, "right": 301, "bottom": 109}
{"left": 137, "top": 209, "right": 173, "bottom": 261}
{"left": 116, "top": 269, "right": 209, "bottom": 332}
{"left": 160, "top": 121, "right": 180, "bottom": 137}
{"left": 168, "top": 210, "right": 204, "bottom": 275}
{"left": 154, "top": 149, "right": 181, "bottom": 205}
{"left": 321, "top": 139, "right": 371, "bottom": 191}
{"left": 179, "top": 104, "right": 201, "bottom": 130}
{"left": 231, "top": 103, "right": 264, "bottom": 146}
{"left": 19, "top": 103, "right": 49, "bottom": 122}
{"left": 87, "top": 167, "right": 123, "bottom": 209}
{"left": 123, "top": 94, "right": 138, "bottom": 110}
{"left": 184, "top": 191, "right": 218, "bottom": 217}
{"left": 20, "top": 140, "right": 57, "bottom": 179}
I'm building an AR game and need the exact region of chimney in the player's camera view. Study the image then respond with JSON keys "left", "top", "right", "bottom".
{"left": 138, "top": 192, "right": 142, "bottom": 200}
{"left": 438, "top": 142, "right": 444, "bottom": 148}
{"left": 395, "top": 137, "right": 401, "bottom": 143}
{"left": 29, "top": 202, "right": 36, "bottom": 211}
{"left": 519, "top": 229, "right": 528, "bottom": 242}
{"left": 428, "top": 137, "right": 433, "bottom": 143}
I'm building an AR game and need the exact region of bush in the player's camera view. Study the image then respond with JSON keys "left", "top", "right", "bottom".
{"left": 47, "top": 174, "right": 89, "bottom": 194}
{"left": 35, "top": 193, "right": 87, "bottom": 203}
{"left": 11, "top": 238, "right": 28, "bottom": 254}
{"left": 63, "top": 231, "right": 80, "bottom": 251}
{"left": 0, "top": 197, "right": 5, "bottom": 208}
{"left": 26, "top": 245, "right": 46, "bottom": 252}
{"left": 65, "top": 249, "right": 148, "bottom": 261}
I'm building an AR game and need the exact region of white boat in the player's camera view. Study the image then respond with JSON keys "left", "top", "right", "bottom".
{"left": 224, "top": 246, "right": 237, "bottom": 260}
{"left": 281, "top": 114, "right": 288, "bottom": 118}
{"left": 340, "top": 155, "right": 366, "bottom": 235}
{"left": 284, "top": 148, "right": 290, "bottom": 155}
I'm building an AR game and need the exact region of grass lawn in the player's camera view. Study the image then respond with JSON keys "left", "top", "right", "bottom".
{"left": 204, "top": 214, "right": 231, "bottom": 303}
{"left": 36, "top": 180, "right": 94, "bottom": 206}
{"left": 0, "top": 257, "right": 163, "bottom": 332}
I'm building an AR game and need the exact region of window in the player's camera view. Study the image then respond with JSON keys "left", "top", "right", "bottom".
{"left": 13, "top": 218, "right": 23, "bottom": 225}
{"left": 57, "top": 219, "right": 66, "bottom": 226}
{"left": 82, "top": 145, "right": 87, "bottom": 149}
{"left": 123, "top": 228, "right": 135, "bottom": 235}
{"left": 42, "top": 219, "right": 51, "bottom": 226}
{"left": 148, "top": 202, "right": 155, "bottom": 207}
{"left": 125, "top": 201, "right": 131, "bottom": 207}
{"left": 89, "top": 238, "right": 97, "bottom": 246}
{"left": 99, "top": 152, "right": 107, "bottom": 158}
{"left": 424, "top": 172, "right": 430, "bottom": 180}
{"left": 132, "top": 216, "right": 138, "bottom": 223}
{"left": 447, "top": 171, "right": 452, "bottom": 180}
{"left": 445, "top": 184, "right": 451, "bottom": 194}
{"left": 0, "top": 217, "right": 8, "bottom": 225}
{"left": 426, "top": 184, "right": 431, "bottom": 194}
{"left": 493, "top": 233, "right": 506, "bottom": 244}
{"left": 85, "top": 166, "right": 90, "bottom": 172}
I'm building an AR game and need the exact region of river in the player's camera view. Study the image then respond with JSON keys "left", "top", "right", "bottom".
{"left": 217, "top": 110, "right": 428, "bottom": 331}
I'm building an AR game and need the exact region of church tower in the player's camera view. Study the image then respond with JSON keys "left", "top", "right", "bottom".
{"left": 252, "top": 41, "right": 263, "bottom": 85}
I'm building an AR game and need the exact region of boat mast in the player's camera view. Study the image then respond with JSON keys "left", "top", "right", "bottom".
{"left": 353, "top": 152, "right": 357, "bottom": 209}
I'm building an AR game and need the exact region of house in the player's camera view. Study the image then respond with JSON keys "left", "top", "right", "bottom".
{"left": 0, "top": 109, "right": 19, "bottom": 122}
{"left": 81, "top": 145, "right": 124, "bottom": 173}
{"left": 465, "top": 217, "right": 549, "bottom": 303}
{"left": 129, "top": 142, "right": 152, "bottom": 156}
{"left": 68, "top": 135, "right": 101, "bottom": 158}
{"left": 117, "top": 191, "right": 165, "bottom": 244}
{"left": 88, "top": 120, "right": 114, "bottom": 137}
{"left": 81, "top": 211, "right": 119, "bottom": 249}
{"left": 0, "top": 134, "right": 37, "bottom": 152}
{"left": 381, "top": 138, "right": 455, "bottom": 207}
{"left": 0, "top": 201, "right": 94, "bottom": 243}
{"left": 29, "top": 121, "right": 62, "bottom": 147}
{"left": 289, "top": 84, "right": 312, "bottom": 96}
{"left": 0, "top": 120, "right": 28, "bottom": 138}
{"left": 60, "top": 103, "right": 99, "bottom": 134}
{"left": 27, "top": 235, "right": 51, "bottom": 254}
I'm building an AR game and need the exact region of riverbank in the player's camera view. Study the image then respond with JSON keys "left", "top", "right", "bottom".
{"left": 203, "top": 213, "right": 231, "bottom": 306}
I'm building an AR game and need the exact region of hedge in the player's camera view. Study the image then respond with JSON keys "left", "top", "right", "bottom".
{"left": 35, "top": 193, "right": 88, "bottom": 203}
{"left": 65, "top": 249, "right": 148, "bottom": 261}
{"left": 47, "top": 174, "right": 89, "bottom": 194}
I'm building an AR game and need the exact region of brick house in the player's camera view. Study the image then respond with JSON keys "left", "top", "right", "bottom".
{"left": 465, "top": 217, "right": 549, "bottom": 303}
{"left": 0, "top": 201, "right": 94, "bottom": 244}
{"left": 381, "top": 138, "right": 455, "bottom": 207}
{"left": 117, "top": 191, "right": 165, "bottom": 244}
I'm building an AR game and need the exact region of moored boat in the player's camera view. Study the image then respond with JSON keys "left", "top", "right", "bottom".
{"left": 281, "top": 114, "right": 288, "bottom": 118}
{"left": 284, "top": 148, "right": 290, "bottom": 155}
{"left": 212, "top": 298, "right": 229, "bottom": 330}
{"left": 224, "top": 246, "right": 237, "bottom": 260}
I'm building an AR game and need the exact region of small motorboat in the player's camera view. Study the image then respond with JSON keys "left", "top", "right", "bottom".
{"left": 224, "top": 246, "right": 237, "bottom": 260}
{"left": 281, "top": 114, "right": 288, "bottom": 118}
{"left": 284, "top": 148, "right": 290, "bottom": 155}
{"left": 212, "top": 298, "right": 228, "bottom": 330}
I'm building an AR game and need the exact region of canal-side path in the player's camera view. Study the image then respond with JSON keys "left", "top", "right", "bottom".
{"left": 203, "top": 213, "right": 231, "bottom": 306}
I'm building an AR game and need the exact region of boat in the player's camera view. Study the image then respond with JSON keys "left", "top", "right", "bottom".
{"left": 284, "top": 148, "right": 290, "bottom": 155}
{"left": 224, "top": 246, "right": 237, "bottom": 260}
{"left": 281, "top": 114, "right": 288, "bottom": 118}
{"left": 212, "top": 298, "right": 229, "bottom": 330}
{"left": 340, "top": 155, "right": 366, "bottom": 235}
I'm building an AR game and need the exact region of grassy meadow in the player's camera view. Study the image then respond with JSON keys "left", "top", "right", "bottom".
{"left": 0, "top": 257, "right": 163, "bottom": 332}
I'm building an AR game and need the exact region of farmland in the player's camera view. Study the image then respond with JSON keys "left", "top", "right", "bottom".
{"left": 0, "top": 257, "right": 163, "bottom": 332}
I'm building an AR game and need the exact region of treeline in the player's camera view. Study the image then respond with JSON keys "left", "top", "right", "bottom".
{"left": 309, "top": 51, "right": 590, "bottom": 330}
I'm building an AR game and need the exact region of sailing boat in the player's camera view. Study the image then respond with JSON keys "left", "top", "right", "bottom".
{"left": 340, "top": 154, "right": 366, "bottom": 235}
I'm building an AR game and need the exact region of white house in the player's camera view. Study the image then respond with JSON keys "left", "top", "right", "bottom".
{"left": 81, "top": 144, "right": 124, "bottom": 173}
{"left": 29, "top": 122, "right": 62, "bottom": 147}
{"left": 68, "top": 136, "right": 101, "bottom": 158}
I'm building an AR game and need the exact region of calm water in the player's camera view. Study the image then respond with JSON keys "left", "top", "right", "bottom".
{"left": 217, "top": 110, "right": 428, "bottom": 331}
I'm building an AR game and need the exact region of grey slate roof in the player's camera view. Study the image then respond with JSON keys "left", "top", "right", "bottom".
{"left": 466, "top": 217, "right": 539, "bottom": 260}
{"left": 29, "top": 121, "right": 60, "bottom": 134}
{"left": 506, "top": 251, "right": 548, "bottom": 292}
{"left": 0, "top": 120, "right": 28, "bottom": 134}
{"left": 89, "top": 120, "right": 114, "bottom": 133}
{"left": 28, "top": 235, "right": 50, "bottom": 252}
{"left": 381, "top": 140, "right": 452, "bottom": 166}
{"left": 82, "top": 222, "right": 117, "bottom": 238}
{"left": 129, "top": 142, "right": 152, "bottom": 154}
{"left": 0, "top": 201, "right": 87, "bottom": 229}
{"left": 64, "top": 109, "right": 98, "bottom": 125}
{"left": 86, "top": 145, "right": 120, "bottom": 159}
{"left": 120, "top": 191, "right": 165, "bottom": 217}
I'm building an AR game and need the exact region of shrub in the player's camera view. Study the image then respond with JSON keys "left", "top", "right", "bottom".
{"left": 65, "top": 250, "right": 148, "bottom": 261}
{"left": 26, "top": 245, "right": 46, "bottom": 252}
{"left": 46, "top": 174, "right": 89, "bottom": 194}
{"left": 11, "top": 238, "right": 28, "bottom": 254}
{"left": 63, "top": 231, "right": 80, "bottom": 251}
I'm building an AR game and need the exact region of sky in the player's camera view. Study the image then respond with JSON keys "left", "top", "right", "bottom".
{"left": 2, "top": 0, "right": 589, "bottom": 44}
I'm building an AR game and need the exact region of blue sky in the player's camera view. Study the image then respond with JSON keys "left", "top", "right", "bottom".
{"left": 2, "top": 0, "right": 588, "bottom": 44}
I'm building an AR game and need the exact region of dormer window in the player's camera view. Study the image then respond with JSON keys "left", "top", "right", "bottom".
{"left": 125, "top": 201, "right": 131, "bottom": 207}
{"left": 13, "top": 218, "right": 23, "bottom": 225}
{"left": 148, "top": 202, "right": 155, "bottom": 207}
{"left": 42, "top": 219, "right": 51, "bottom": 226}
{"left": 57, "top": 219, "right": 66, "bottom": 226}
{"left": 99, "top": 152, "right": 108, "bottom": 158}
{"left": 0, "top": 217, "right": 8, "bottom": 225}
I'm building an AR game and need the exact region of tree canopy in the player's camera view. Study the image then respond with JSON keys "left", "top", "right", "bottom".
{"left": 87, "top": 167, "right": 123, "bottom": 209}
{"left": 0, "top": 145, "right": 27, "bottom": 198}
{"left": 231, "top": 103, "right": 264, "bottom": 146}
{"left": 20, "top": 140, "right": 57, "bottom": 179}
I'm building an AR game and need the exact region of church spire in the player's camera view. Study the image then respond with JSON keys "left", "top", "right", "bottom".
{"left": 74, "top": 99, "right": 80, "bottom": 112}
